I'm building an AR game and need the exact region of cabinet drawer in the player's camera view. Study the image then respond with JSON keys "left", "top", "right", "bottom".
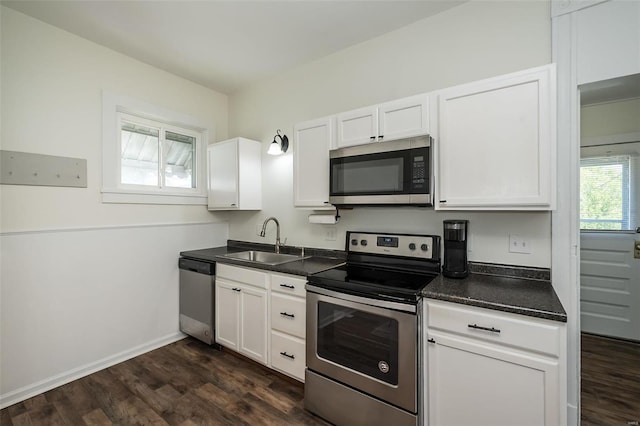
{"left": 427, "top": 300, "right": 561, "bottom": 357}
{"left": 270, "top": 331, "right": 305, "bottom": 381}
{"left": 271, "top": 293, "right": 306, "bottom": 338}
{"left": 217, "top": 263, "right": 268, "bottom": 289}
{"left": 270, "top": 272, "right": 307, "bottom": 297}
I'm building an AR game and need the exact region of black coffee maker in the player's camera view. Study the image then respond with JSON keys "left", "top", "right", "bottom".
{"left": 442, "top": 220, "right": 469, "bottom": 278}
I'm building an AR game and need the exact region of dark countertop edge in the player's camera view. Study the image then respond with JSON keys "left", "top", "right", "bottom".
{"left": 424, "top": 293, "right": 567, "bottom": 323}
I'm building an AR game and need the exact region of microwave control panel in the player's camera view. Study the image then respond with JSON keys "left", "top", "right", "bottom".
{"left": 410, "top": 152, "right": 428, "bottom": 192}
{"left": 348, "top": 232, "right": 437, "bottom": 260}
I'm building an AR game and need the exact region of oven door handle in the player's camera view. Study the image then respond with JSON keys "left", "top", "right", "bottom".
{"left": 305, "top": 284, "right": 417, "bottom": 314}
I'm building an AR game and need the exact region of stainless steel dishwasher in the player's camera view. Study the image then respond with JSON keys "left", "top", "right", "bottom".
{"left": 178, "top": 257, "right": 218, "bottom": 346}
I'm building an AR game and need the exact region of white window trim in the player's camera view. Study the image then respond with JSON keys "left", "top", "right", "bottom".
{"left": 102, "top": 91, "right": 211, "bottom": 205}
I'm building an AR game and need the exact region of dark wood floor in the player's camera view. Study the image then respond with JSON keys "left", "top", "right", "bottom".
{"left": 0, "top": 337, "right": 330, "bottom": 425}
{"left": 581, "top": 332, "right": 640, "bottom": 426}
{"left": 4, "top": 332, "right": 639, "bottom": 425}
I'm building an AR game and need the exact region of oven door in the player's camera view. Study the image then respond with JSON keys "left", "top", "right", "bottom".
{"left": 306, "top": 286, "right": 418, "bottom": 413}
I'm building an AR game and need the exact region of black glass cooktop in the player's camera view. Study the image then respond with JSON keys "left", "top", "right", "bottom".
{"left": 307, "top": 264, "right": 438, "bottom": 304}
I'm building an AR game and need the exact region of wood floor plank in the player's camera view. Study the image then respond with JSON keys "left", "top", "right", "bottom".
{"left": 82, "top": 408, "right": 113, "bottom": 426}
{"left": 114, "top": 396, "right": 169, "bottom": 425}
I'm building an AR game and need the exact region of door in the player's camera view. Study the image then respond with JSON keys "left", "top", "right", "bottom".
{"left": 378, "top": 94, "right": 429, "bottom": 142}
{"left": 239, "top": 284, "right": 268, "bottom": 364}
{"left": 580, "top": 232, "right": 640, "bottom": 340}
{"left": 427, "top": 331, "right": 561, "bottom": 426}
{"left": 578, "top": 88, "right": 640, "bottom": 341}
{"left": 207, "top": 140, "right": 238, "bottom": 209}
{"left": 336, "top": 106, "right": 378, "bottom": 148}
{"left": 293, "top": 117, "right": 334, "bottom": 208}
{"left": 215, "top": 279, "right": 240, "bottom": 350}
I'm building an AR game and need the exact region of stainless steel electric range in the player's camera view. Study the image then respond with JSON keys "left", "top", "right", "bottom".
{"left": 305, "top": 231, "right": 441, "bottom": 426}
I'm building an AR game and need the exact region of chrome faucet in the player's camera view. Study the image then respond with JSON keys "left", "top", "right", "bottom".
{"left": 260, "top": 217, "right": 282, "bottom": 253}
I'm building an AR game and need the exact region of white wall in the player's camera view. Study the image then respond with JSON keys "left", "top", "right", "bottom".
{"left": 581, "top": 98, "right": 640, "bottom": 140}
{"left": 228, "top": 1, "right": 553, "bottom": 268}
{"left": 0, "top": 222, "right": 228, "bottom": 407}
{"left": 0, "top": 6, "right": 229, "bottom": 232}
{"left": 0, "top": 7, "right": 230, "bottom": 406}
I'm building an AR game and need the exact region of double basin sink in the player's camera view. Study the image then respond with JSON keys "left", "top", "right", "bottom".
{"left": 222, "top": 250, "right": 310, "bottom": 266}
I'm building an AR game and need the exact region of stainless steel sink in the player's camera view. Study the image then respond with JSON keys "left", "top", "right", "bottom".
{"left": 221, "top": 250, "right": 309, "bottom": 266}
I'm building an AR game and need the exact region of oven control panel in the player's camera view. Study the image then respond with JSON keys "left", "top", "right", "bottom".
{"left": 348, "top": 232, "right": 437, "bottom": 260}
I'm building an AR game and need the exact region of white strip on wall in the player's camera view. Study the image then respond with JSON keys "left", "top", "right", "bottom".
{"left": 0, "top": 221, "right": 228, "bottom": 408}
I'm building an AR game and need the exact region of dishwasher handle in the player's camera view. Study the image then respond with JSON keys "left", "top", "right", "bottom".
{"left": 179, "top": 258, "right": 215, "bottom": 275}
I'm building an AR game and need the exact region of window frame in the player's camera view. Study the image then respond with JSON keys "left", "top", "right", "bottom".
{"left": 579, "top": 155, "right": 631, "bottom": 231}
{"left": 102, "top": 92, "right": 210, "bottom": 205}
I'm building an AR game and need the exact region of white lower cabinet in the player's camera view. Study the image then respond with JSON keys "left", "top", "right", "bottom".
{"left": 215, "top": 264, "right": 306, "bottom": 381}
{"left": 269, "top": 272, "right": 307, "bottom": 381}
{"left": 425, "top": 300, "right": 566, "bottom": 426}
{"left": 215, "top": 264, "right": 268, "bottom": 365}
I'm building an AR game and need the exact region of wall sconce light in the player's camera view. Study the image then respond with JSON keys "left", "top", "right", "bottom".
{"left": 267, "top": 129, "right": 289, "bottom": 155}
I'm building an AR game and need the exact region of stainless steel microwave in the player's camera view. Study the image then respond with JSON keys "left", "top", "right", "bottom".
{"left": 329, "top": 136, "right": 432, "bottom": 207}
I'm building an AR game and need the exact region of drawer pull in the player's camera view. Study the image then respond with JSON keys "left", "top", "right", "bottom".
{"left": 280, "top": 284, "right": 295, "bottom": 289}
{"left": 427, "top": 338, "right": 435, "bottom": 344}
{"left": 468, "top": 323, "right": 500, "bottom": 333}
{"left": 232, "top": 288, "right": 241, "bottom": 292}
{"left": 280, "top": 312, "right": 295, "bottom": 318}
{"left": 280, "top": 351, "right": 295, "bottom": 359}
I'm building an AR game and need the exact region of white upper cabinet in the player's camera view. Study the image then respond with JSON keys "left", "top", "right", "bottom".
{"left": 436, "top": 64, "right": 556, "bottom": 210}
{"left": 207, "top": 137, "right": 262, "bottom": 210}
{"left": 378, "top": 94, "right": 430, "bottom": 142}
{"left": 293, "top": 116, "right": 335, "bottom": 209}
{"left": 335, "top": 94, "right": 430, "bottom": 149}
{"left": 336, "top": 106, "right": 378, "bottom": 148}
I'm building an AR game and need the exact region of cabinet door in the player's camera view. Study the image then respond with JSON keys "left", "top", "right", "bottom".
{"left": 215, "top": 279, "right": 240, "bottom": 350}
{"left": 378, "top": 94, "right": 429, "bottom": 142}
{"left": 336, "top": 106, "right": 378, "bottom": 148}
{"left": 207, "top": 140, "right": 239, "bottom": 209}
{"left": 239, "top": 284, "right": 268, "bottom": 365}
{"left": 427, "top": 331, "right": 561, "bottom": 426}
{"left": 293, "top": 117, "right": 334, "bottom": 208}
{"left": 436, "top": 65, "right": 555, "bottom": 210}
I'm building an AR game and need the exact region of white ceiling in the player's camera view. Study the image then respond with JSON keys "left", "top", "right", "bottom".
{"left": 2, "top": 0, "right": 465, "bottom": 94}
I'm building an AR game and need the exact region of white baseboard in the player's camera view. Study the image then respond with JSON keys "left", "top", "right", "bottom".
{"left": 0, "top": 332, "right": 186, "bottom": 409}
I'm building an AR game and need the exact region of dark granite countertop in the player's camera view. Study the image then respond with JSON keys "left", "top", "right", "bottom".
{"left": 179, "top": 242, "right": 345, "bottom": 277}
{"left": 180, "top": 242, "right": 565, "bottom": 322}
{"left": 423, "top": 273, "right": 567, "bottom": 323}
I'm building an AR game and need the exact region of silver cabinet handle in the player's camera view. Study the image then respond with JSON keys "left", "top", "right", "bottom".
{"left": 280, "top": 312, "right": 295, "bottom": 318}
{"left": 280, "top": 283, "right": 295, "bottom": 289}
{"left": 280, "top": 351, "right": 295, "bottom": 359}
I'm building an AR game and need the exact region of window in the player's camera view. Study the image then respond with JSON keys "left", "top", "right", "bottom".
{"left": 580, "top": 156, "right": 631, "bottom": 230}
{"left": 119, "top": 114, "right": 197, "bottom": 189}
{"left": 102, "top": 92, "right": 209, "bottom": 204}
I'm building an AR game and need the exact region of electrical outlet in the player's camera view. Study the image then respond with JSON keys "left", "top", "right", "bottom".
{"left": 324, "top": 226, "right": 337, "bottom": 241}
{"left": 634, "top": 240, "right": 640, "bottom": 259}
{"left": 509, "top": 234, "right": 531, "bottom": 254}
